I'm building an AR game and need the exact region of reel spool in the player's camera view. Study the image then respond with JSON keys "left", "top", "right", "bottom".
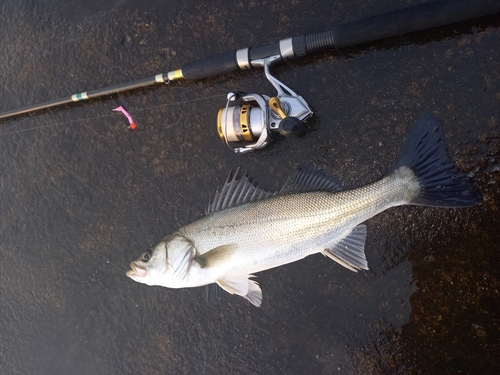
{"left": 217, "top": 56, "right": 313, "bottom": 153}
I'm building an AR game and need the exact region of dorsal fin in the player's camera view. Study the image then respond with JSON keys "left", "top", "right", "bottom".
{"left": 280, "top": 164, "right": 343, "bottom": 194}
{"left": 206, "top": 168, "right": 276, "bottom": 214}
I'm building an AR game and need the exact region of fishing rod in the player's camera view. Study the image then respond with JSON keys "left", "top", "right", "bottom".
{"left": 1, "top": 0, "right": 499, "bottom": 152}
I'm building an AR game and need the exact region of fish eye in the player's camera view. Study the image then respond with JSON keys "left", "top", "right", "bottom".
{"left": 141, "top": 249, "right": 152, "bottom": 262}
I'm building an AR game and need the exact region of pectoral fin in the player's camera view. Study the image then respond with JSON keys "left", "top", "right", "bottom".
{"left": 194, "top": 244, "right": 238, "bottom": 269}
{"left": 322, "top": 225, "right": 368, "bottom": 272}
{"left": 216, "top": 273, "right": 262, "bottom": 307}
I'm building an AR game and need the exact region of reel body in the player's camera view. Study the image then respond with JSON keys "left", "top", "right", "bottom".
{"left": 217, "top": 57, "right": 313, "bottom": 153}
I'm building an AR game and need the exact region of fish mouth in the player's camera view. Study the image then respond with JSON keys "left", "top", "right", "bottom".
{"left": 126, "top": 262, "right": 147, "bottom": 279}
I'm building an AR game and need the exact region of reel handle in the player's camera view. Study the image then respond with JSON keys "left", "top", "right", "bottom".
{"left": 269, "top": 97, "right": 305, "bottom": 138}
{"left": 269, "top": 97, "right": 287, "bottom": 119}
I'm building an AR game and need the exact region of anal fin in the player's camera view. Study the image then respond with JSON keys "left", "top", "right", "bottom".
{"left": 322, "top": 225, "right": 368, "bottom": 272}
{"left": 216, "top": 273, "right": 262, "bottom": 307}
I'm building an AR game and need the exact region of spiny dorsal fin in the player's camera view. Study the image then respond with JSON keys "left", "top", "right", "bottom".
{"left": 206, "top": 168, "right": 276, "bottom": 214}
{"left": 280, "top": 164, "right": 343, "bottom": 194}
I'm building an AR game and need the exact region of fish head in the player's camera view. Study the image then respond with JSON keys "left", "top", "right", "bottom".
{"left": 126, "top": 242, "right": 169, "bottom": 286}
{"left": 126, "top": 235, "right": 196, "bottom": 287}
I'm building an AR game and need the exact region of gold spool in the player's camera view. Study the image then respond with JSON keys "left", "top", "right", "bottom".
{"left": 239, "top": 104, "right": 253, "bottom": 141}
{"left": 217, "top": 107, "right": 226, "bottom": 142}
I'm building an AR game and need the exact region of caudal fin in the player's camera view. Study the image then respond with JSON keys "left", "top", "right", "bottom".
{"left": 388, "top": 113, "right": 482, "bottom": 207}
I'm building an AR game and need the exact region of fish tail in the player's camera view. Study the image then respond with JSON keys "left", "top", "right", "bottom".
{"left": 387, "top": 113, "right": 482, "bottom": 207}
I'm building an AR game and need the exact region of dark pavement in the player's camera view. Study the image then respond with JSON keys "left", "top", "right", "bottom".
{"left": 1, "top": 1, "right": 499, "bottom": 374}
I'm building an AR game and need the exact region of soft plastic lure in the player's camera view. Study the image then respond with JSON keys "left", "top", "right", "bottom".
{"left": 113, "top": 106, "right": 136, "bottom": 130}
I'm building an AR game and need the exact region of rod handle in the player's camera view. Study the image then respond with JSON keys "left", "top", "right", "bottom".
{"left": 177, "top": 42, "right": 285, "bottom": 81}
{"left": 179, "top": 50, "right": 239, "bottom": 80}
{"left": 325, "top": 0, "right": 500, "bottom": 50}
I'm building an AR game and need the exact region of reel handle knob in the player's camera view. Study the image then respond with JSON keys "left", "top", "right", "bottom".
{"left": 278, "top": 116, "right": 306, "bottom": 138}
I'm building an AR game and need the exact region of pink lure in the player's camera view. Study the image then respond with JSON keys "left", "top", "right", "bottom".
{"left": 113, "top": 106, "right": 136, "bottom": 130}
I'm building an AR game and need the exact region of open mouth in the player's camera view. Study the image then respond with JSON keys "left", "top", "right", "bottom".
{"left": 126, "top": 262, "right": 147, "bottom": 278}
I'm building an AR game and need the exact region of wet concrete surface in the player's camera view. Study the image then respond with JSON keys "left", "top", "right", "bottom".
{"left": 0, "top": 1, "right": 499, "bottom": 374}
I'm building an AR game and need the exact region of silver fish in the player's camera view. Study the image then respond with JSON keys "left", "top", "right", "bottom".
{"left": 126, "top": 113, "right": 481, "bottom": 306}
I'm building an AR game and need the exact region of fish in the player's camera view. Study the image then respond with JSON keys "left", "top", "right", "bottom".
{"left": 126, "top": 113, "right": 481, "bottom": 307}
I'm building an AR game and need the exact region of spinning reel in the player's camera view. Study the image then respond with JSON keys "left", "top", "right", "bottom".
{"left": 217, "top": 56, "right": 313, "bottom": 153}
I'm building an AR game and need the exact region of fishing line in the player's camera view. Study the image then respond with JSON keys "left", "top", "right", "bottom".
{"left": 0, "top": 93, "right": 227, "bottom": 137}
